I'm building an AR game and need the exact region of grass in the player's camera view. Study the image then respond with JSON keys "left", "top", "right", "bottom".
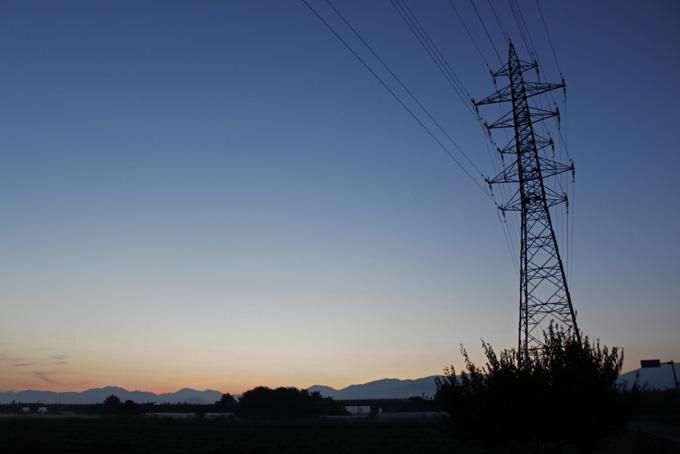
{"left": 0, "top": 417, "right": 463, "bottom": 454}
{"left": 1, "top": 416, "right": 678, "bottom": 453}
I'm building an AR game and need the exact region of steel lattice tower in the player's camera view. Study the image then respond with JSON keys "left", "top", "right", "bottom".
{"left": 474, "top": 43, "right": 580, "bottom": 359}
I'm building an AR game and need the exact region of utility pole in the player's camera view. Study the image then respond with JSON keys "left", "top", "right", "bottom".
{"left": 474, "top": 43, "right": 579, "bottom": 361}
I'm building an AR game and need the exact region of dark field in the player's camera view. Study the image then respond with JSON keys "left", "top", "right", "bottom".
{"left": 1, "top": 417, "right": 678, "bottom": 454}
{"left": 1, "top": 418, "right": 461, "bottom": 454}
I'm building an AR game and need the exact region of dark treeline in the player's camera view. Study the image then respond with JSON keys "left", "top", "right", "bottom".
{"left": 0, "top": 401, "right": 223, "bottom": 415}
{"left": 0, "top": 388, "right": 348, "bottom": 418}
{"left": 237, "top": 387, "right": 347, "bottom": 418}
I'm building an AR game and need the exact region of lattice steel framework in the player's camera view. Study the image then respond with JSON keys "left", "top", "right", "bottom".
{"left": 474, "top": 43, "right": 580, "bottom": 359}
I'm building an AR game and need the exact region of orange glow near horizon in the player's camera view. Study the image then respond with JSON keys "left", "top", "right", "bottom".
{"left": 0, "top": 342, "right": 452, "bottom": 394}
{"left": 1, "top": 338, "right": 673, "bottom": 395}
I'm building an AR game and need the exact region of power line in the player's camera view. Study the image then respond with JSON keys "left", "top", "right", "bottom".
{"left": 446, "top": 0, "right": 492, "bottom": 71}
{"left": 390, "top": 0, "right": 475, "bottom": 115}
{"left": 469, "top": 0, "right": 502, "bottom": 64}
{"left": 535, "top": 0, "right": 563, "bottom": 75}
{"left": 512, "top": 0, "right": 574, "bottom": 278}
{"left": 514, "top": 0, "right": 539, "bottom": 58}
{"left": 300, "top": 0, "right": 491, "bottom": 199}
{"left": 307, "top": 0, "right": 518, "bottom": 268}
{"left": 487, "top": 0, "right": 509, "bottom": 42}
{"left": 507, "top": 0, "right": 535, "bottom": 61}
{"left": 393, "top": 0, "right": 511, "bottom": 206}
{"left": 307, "top": 0, "right": 526, "bottom": 270}
{"left": 438, "top": 1, "right": 521, "bottom": 268}
{"left": 323, "top": 0, "right": 486, "bottom": 181}
{"left": 569, "top": 175, "right": 575, "bottom": 287}
{"left": 497, "top": 209, "right": 520, "bottom": 275}
{"left": 507, "top": 0, "right": 568, "bottom": 164}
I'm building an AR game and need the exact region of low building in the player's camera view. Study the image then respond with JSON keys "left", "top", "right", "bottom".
{"left": 344, "top": 405, "right": 371, "bottom": 416}
{"left": 203, "top": 412, "right": 235, "bottom": 419}
{"left": 144, "top": 412, "right": 194, "bottom": 419}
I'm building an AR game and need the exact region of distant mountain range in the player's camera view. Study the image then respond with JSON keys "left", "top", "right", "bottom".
{"left": 618, "top": 363, "right": 679, "bottom": 390}
{"left": 2, "top": 365, "right": 676, "bottom": 404}
{"left": 0, "top": 386, "right": 222, "bottom": 405}
{"left": 310, "top": 365, "right": 680, "bottom": 399}
{"left": 308, "top": 376, "right": 441, "bottom": 400}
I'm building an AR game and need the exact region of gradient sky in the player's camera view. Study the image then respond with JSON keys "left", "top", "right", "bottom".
{"left": 1, "top": 0, "right": 678, "bottom": 393}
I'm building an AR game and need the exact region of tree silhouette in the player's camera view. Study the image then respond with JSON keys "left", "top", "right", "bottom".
{"left": 435, "top": 325, "right": 627, "bottom": 450}
{"left": 215, "top": 393, "right": 237, "bottom": 411}
{"left": 121, "top": 399, "right": 141, "bottom": 415}
{"left": 236, "top": 386, "right": 346, "bottom": 418}
{"left": 103, "top": 394, "right": 121, "bottom": 413}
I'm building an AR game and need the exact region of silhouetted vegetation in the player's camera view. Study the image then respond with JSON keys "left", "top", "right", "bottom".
{"left": 0, "top": 391, "right": 344, "bottom": 418}
{"left": 215, "top": 393, "right": 237, "bottom": 412}
{"left": 121, "top": 399, "right": 142, "bottom": 415}
{"left": 236, "top": 387, "right": 347, "bottom": 418}
{"left": 103, "top": 394, "right": 122, "bottom": 414}
{"left": 100, "top": 395, "right": 142, "bottom": 416}
{"left": 435, "top": 325, "right": 628, "bottom": 451}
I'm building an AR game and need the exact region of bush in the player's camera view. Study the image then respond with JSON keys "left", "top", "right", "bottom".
{"left": 103, "top": 394, "right": 121, "bottom": 414}
{"left": 235, "top": 386, "right": 347, "bottom": 419}
{"left": 435, "top": 325, "right": 627, "bottom": 450}
{"left": 120, "top": 399, "right": 141, "bottom": 415}
{"left": 214, "top": 393, "right": 237, "bottom": 412}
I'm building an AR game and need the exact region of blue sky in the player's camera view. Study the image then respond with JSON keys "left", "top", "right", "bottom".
{"left": 0, "top": 0, "right": 678, "bottom": 392}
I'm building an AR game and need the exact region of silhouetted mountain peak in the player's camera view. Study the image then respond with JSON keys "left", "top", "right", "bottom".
{"left": 90, "top": 386, "right": 126, "bottom": 393}
{"left": 0, "top": 387, "right": 223, "bottom": 404}
{"left": 308, "top": 376, "right": 441, "bottom": 400}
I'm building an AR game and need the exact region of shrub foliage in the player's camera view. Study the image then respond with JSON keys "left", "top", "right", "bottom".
{"left": 435, "top": 325, "right": 626, "bottom": 448}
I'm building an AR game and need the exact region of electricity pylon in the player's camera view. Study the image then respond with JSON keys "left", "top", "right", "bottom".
{"left": 474, "top": 42, "right": 580, "bottom": 360}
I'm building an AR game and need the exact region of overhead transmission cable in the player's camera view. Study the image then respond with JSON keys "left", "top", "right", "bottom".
{"left": 300, "top": 0, "right": 491, "bottom": 199}
{"left": 446, "top": 0, "right": 492, "bottom": 73}
{"left": 487, "top": 0, "right": 509, "bottom": 42}
{"left": 440, "top": 0, "right": 519, "bottom": 267}
{"left": 390, "top": 0, "right": 493, "bottom": 154}
{"left": 441, "top": 0, "right": 548, "bottom": 272}
{"left": 535, "top": 0, "right": 563, "bottom": 76}
{"left": 469, "top": 0, "right": 502, "bottom": 64}
{"left": 513, "top": 0, "right": 540, "bottom": 59}
{"left": 392, "top": 0, "right": 516, "bottom": 244}
{"left": 322, "top": 0, "right": 485, "bottom": 182}
{"left": 437, "top": 1, "right": 520, "bottom": 271}
{"left": 504, "top": 0, "right": 574, "bottom": 275}
{"left": 507, "top": 0, "right": 535, "bottom": 61}
{"left": 509, "top": 0, "right": 565, "bottom": 140}
{"left": 304, "top": 0, "right": 519, "bottom": 269}
{"left": 505, "top": 3, "right": 567, "bottom": 171}
{"left": 390, "top": 0, "right": 476, "bottom": 116}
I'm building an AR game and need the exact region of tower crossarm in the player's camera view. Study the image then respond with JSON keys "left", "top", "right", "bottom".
{"left": 474, "top": 81, "right": 564, "bottom": 106}
{"left": 488, "top": 156, "right": 572, "bottom": 185}
{"left": 538, "top": 158, "right": 574, "bottom": 180}
{"left": 485, "top": 107, "right": 560, "bottom": 129}
{"left": 491, "top": 59, "right": 537, "bottom": 78}
{"left": 496, "top": 134, "right": 553, "bottom": 156}
{"left": 496, "top": 188, "right": 567, "bottom": 212}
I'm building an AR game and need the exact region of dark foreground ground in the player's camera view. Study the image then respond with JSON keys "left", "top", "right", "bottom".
{"left": 0, "top": 417, "right": 678, "bottom": 454}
